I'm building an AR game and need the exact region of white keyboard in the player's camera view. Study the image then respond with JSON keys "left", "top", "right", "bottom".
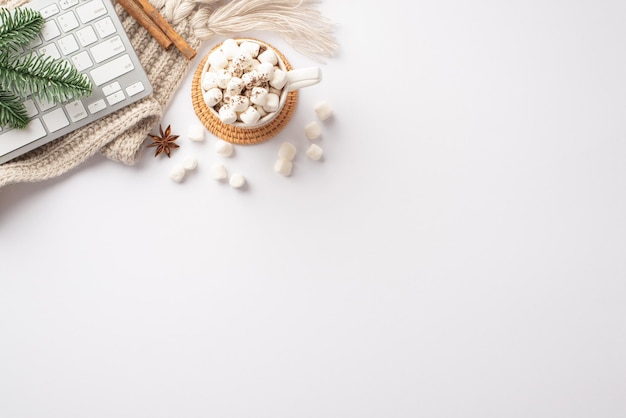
{"left": 0, "top": 0, "right": 153, "bottom": 165}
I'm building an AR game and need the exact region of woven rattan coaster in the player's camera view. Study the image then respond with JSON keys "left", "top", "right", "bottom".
{"left": 191, "top": 40, "right": 298, "bottom": 145}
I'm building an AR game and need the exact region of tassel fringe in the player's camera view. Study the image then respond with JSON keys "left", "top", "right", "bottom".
{"left": 190, "top": 0, "right": 338, "bottom": 62}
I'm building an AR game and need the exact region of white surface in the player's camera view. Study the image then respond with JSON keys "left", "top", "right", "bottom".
{"left": 2, "top": 1, "right": 626, "bottom": 417}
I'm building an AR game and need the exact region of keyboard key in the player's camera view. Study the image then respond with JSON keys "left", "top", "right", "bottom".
{"left": 39, "top": 43, "right": 61, "bottom": 60}
{"left": 58, "top": 34, "right": 79, "bottom": 55}
{"left": 87, "top": 99, "right": 106, "bottom": 114}
{"left": 35, "top": 96, "right": 56, "bottom": 112}
{"left": 71, "top": 51, "right": 93, "bottom": 71}
{"left": 90, "top": 54, "right": 134, "bottom": 86}
{"left": 58, "top": 12, "right": 80, "bottom": 32}
{"left": 76, "top": 26, "right": 97, "bottom": 46}
{"left": 38, "top": 4, "right": 59, "bottom": 18}
{"left": 0, "top": 119, "right": 47, "bottom": 154}
{"left": 106, "top": 90, "right": 125, "bottom": 106}
{"left": 65, "top": 100, "right": 88, "bottom": 122}
{"left": 76, "top": 0, "right": 107, "bottom": 24}
{"left": 23, "top": 99, "right": 39, "bottom": 118}
{"left": 59, "top": 0, "right": 79, "bottom": 9}
{"left": 95, "top": 17, "right": 116, "bottom": 38}
{"left": 42, "top": 108, "right": 70, "bottom": 133}
{"left": 102, "top": 82, "right": 121, "bottom": 96}
{"left": 27, "top": 35, "right": 43, "bottom": 48}
{"left": 90, "top": 36, "right": 125, "bottom": 63}
{"left": 125, "top": 81, "right": 145, "bottom": 97}
{"left": 40, "top": 21, "right": 61, "bottom": 41}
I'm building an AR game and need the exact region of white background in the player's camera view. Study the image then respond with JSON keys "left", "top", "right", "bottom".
{"left": 1, "top": 0, "right": 626, "bottom": 417}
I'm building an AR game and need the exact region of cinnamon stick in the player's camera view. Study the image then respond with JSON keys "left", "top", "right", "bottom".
{"left": 131, "top": 0, "right": 197, "bottom": 60}
{"left": 117, "top": 0, "right": 173, "bottom": 50}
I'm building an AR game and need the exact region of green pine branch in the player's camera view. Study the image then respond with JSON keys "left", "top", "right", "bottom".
{"left": 0, "top": 51, "right": 93, "bottom": 104}
{"left": 0, "top": 7, "right": 44, "bottom": 51}
{"left": 0, "top": 7, "right": 93, "bottom": 130}
{"left": 0, "top": 88, "right": 29, "bottom": 129}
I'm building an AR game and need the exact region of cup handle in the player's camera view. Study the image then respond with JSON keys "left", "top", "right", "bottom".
{"left": 286, "top": 67, "right": 322, "bottom": 92}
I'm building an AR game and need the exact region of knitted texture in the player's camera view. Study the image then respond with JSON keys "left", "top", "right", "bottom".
{"left": 0, "top": 0, "right": 201, "bottom": 187}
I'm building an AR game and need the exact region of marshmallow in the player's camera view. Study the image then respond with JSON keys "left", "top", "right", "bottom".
{"left": 208, "top": 49, "right": 228, "bottom": 69}
{"left": 203, "top": 87, "right": 222, "bottom": 107}
{"left": 274, "top": 158, "right": 293, "bottom": 176}
{"left": 230, "top": 95, "right": 249, "bottom": 112}
{"left": 242, "top": 71, "right": 260, "bottom": 89}
{"left": 229, "top": 173, "right": 246, "bottom": 188}
{"left": 221, "top": 38, "right": 240, "bottom": 59}
{"left": 305, "top": 121, "right": 321, "bottom": 140}
{"left": 187, "top": 124, "right": 205, "bottom": 142}
{"left": 257, "top": 62, "right": 275, "bottom": 82}
{"left": 201, "top": 71, "right": 218, "bottom": 90}
{"left": 315, "top": 101, "right": 333, "bottom": 120}
{"left": 215, "top": 69, "right": 232, "bottom": 89}
{"left": 229, "top": 50, "right": 253, "bottom": 75}
{"left": 218, "top": 105, "right": 237, "bottom": 124}
{"left": 250, "top": 87, "right": 268, "bottom": 106}
{"left": 263, "top": 93, "right": 280, "bottom": 112}
{"left": 169, "top": 165, "right": 185, "bottom": 182}
{"left": 258, "top": 49, "right": 278, "bottom": 65}
{"left": 306, "top": 143, "right": 323, "bottom": 160}
{"left": 239, "top": 106, "right": 261, "bottom": 125}
{"left": 210, "top": 163, "right": 227, "bottom": 180}
{"left": 240, "top": 41, "right": 260, "bottom": 57}
{"left": 226, "top": 77, "right": 245, "bottom": 96}
{"left": 270, "top": 69, "right": 287, "bottom": 90}
{"left": 278, "top": 142, "right": 297, "bottom": 161}
{"left": 215, "top": 139, "right": 234, "bottom": 157}
{"left": 183, "top": 156, "right": 198, "bottom": 171}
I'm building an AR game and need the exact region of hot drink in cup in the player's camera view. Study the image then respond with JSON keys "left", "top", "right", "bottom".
{"left": 201, "top": 38, "right": 322, "bottom": 128}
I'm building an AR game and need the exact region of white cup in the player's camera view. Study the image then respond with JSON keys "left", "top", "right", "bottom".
{"left": 201, "top": 38, "right": 322, "bottom": 129}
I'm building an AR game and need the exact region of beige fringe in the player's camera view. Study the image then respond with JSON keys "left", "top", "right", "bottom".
{"left": 190, "top": 0, "right": 338, "bottom": 62}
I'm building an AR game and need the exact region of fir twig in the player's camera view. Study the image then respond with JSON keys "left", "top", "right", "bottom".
{"left": 0, "top": 88, "right": 29, "bottom": 129}
{"left": 0, "top": 51, "right": 92, "bottom": 104}
{"left": 0, "top": 7, "right": 44, "bottom": 51}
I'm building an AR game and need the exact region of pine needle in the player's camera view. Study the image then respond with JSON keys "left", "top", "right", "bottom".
{"left": 0, "top": 7, "right": 44, "bottom": 51}
{"left": 0, "top": 88, "right": 29, "bottom": 129}
{"left": 0, "top": 51, "right": 92, "bottom": 104}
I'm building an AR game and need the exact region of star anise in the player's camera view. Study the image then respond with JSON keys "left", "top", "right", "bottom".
{"left": 147, "top": 124, "right": 179, "bottom": 158}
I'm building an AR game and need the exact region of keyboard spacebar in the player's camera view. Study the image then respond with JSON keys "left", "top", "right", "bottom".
{"left": 0, "top": 119, "right": 47, "bottom": 154}
{"left": 90, "top": 54, "right": 134, "bottom": 86}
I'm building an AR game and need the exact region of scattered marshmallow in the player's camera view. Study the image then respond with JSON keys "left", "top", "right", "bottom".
{"left": 278, "top": 142, "right": 297, "bottom": 161}
{"left": 257, "top": 62, "right": 275, "bottom": 82}
{"left": 215, "top": 69, "right": 232, "bottom": 89}
{"left": 229, "top": 173, "right": 246, "bottom": 188}
{"left": 187, "top": 124, "right": 205, "bottom": 142}
{"left": 304, "top": 121, "right": 322, "bottom": 140}
{"left": 315, "top": 101, "right": 333, "bottom": 121}
{"left": 169, "top": 164, "right": 186, "bottom": 182}
{"left": 210, "top": 164, "right": 228, "bottom": 180}
{"left": 306, "top": 143, "right": 324, "bottom": 160}
{"left": 215, "top": 139, "right": 234, "bottom": 157}
{"left": 274, "top": 158, "right": 293, "bottom": 176}
{"left": 183, "top": 156, "right": 198, "bottom": 171}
